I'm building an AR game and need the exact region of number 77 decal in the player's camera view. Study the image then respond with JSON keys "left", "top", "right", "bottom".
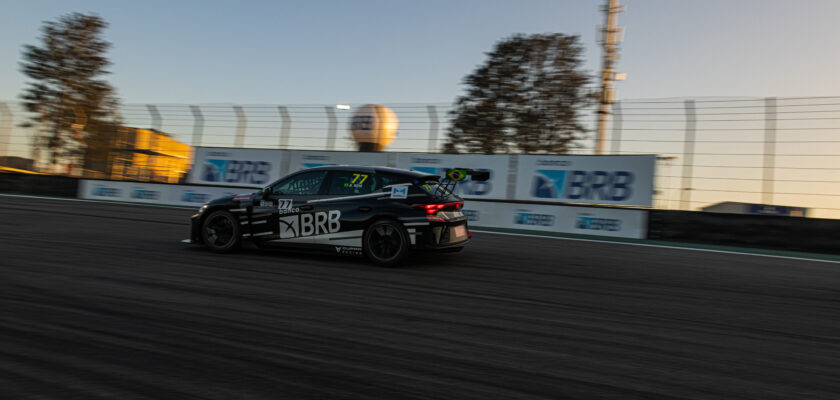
{"left": 277, "top": 199, "right": 293, "bottom": 210}
{"left": 351, "top": 174, "right": 369, "bottom": 184}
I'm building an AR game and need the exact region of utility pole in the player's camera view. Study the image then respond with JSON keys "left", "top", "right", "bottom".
{"left": 596, "top": 0, "right": 623, "bottom": 155}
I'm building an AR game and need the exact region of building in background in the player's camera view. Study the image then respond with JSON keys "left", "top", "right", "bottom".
{"left": 108, "top": 128, "right": 192, "bottom": 183}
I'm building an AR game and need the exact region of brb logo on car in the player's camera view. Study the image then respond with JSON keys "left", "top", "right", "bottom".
{"left": 411, "top": 166, "right": 493, "bottom": 196}
{"left": 531, "top": 170, "right": 634, "bottom": 201}
{"left": 202, "top": 159, "right": 271, "bottom": 185}
{"left": 278, "top": 210, "right": 341, "bottom": 239}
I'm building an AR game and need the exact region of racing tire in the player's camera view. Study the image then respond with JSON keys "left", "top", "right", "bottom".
{"left": 363, "top": 219, "right": 410, "bottom": 267}
{"left": 201, "top": 210, "right": 241, "bottom": 253}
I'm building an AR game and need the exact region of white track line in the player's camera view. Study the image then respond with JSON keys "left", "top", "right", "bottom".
{"left": 472, "top": 229, "right": 840, "bottom": 264}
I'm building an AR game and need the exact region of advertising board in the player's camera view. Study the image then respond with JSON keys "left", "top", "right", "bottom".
{"left": 287, "top": 151, "right": 391, "bottom": 174}
{"left": 514, "top": 155, "right": 656, "bottom": 207}
{"left": 79, "top": 180, "right": 249, "bottom": 207}
{"left": 463, "top": 200, "right": 648, "bottom": 239}
{"left": 395, "top": 153, "right": 510, "bottom": 200}
{"left": 187, "top": 147, "right": 285, "bottom": 188}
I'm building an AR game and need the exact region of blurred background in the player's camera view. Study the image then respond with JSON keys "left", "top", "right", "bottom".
{"left": 2, "top": 0, "right": 840, "bottom": 217}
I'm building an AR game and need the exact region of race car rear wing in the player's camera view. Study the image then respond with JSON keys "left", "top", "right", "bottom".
{"left": 442, "top": 168, "right": 490, "bottom": 182}
{"left": 427, "top": 168, "right": 490, "bottom": 199}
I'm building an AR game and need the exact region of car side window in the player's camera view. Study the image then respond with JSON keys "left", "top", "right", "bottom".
{"left": 326, "top": 171, "right": 375, "bottom": 195}
{"left": 374, "top": 173, "right": 414, "bottom": 190}
{"left": 270, "top": 171, "right": 327, "bottom": 195}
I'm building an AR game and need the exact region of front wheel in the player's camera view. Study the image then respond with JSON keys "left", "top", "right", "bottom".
{"left": 363, "top": 219, "right": 410, "bottom": 267}
{"left": 201, "top": 210, "right": 241, "bottom": 253}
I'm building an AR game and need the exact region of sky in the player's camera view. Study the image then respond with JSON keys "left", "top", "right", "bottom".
{"left": 3, "top": 0, "right": 840, "bottom": 104}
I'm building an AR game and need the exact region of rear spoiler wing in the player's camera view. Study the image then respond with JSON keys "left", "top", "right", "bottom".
{"left": 442, "top": 168, "right": 490, "bottom": 182}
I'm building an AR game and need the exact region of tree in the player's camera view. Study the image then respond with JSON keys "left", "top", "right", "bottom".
{"left": 444, "top": 34, "right": 593, "bottom": 154}
{"left": 19, "top": 13, "right": 121, "bottom": 173}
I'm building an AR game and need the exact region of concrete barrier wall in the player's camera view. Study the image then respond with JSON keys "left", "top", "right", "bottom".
{"left": 0, "top": 172, "right": 79, "bottom": 197}
{"left": 465, "top": 200, "right": 648, "bottom": 239}
{"left": 78, "top": 179, "right": 251, "bottom": 207}
{"left": 648, "top": 209, "right": 840, "bottom": 254}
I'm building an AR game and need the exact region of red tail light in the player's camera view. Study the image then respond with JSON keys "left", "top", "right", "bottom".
{"left": 413, "top": 202, "right": 463, "bottom": 214}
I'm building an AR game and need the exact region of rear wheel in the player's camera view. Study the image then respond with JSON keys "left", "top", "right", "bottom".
{"left": 201, "top": 210, "right": 241, "bottom": 253}
{"left": 363, "top": 219, "right": 409, "bottom": 267}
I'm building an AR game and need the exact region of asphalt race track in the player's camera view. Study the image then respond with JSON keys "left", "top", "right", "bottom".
{"left": 2, "top": 195, "right": 840, "bottom": 399}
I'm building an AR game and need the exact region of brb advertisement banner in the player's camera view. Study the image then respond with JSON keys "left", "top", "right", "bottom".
{"left": 463, "top": 200, "right": 648, "bottom": 239}
{"left": 515, "top": 155, "right": 656, "bottom": 207}
{"left": 287, "top": 151, "right": 390, "bottom": 174}
{"left": 79, "top": 180, "right": 249, "bottom": 207}
{"left": 187, "top": 148, "right": 284, "bottom": 188}
{"left": 395, "top": 153, "right": 510, "bottom": 200}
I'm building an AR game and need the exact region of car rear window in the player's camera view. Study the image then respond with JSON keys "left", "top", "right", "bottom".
{"left": 417, "top": 180, "right": 455, "bottom": 197}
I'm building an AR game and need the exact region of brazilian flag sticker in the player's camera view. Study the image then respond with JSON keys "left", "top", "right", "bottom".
{"left": 445, "top": 169, "right": 468, "bottom": 182}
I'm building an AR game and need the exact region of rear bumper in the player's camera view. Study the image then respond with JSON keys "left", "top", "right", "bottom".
{"left": 414, "top": 219, "right": 470, "bottom": 250}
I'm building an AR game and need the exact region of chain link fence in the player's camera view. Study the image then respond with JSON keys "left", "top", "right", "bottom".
{"left": 2, "top": 97, "right": 839, "bottom": 218}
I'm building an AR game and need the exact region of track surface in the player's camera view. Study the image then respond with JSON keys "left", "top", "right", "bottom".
{"left": 2, "top": 196, "right": 840, "bottom": 399}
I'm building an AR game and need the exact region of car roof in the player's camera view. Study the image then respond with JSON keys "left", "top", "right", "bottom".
{"left": 304, "top": 165, "right": 438, "bottom": 179}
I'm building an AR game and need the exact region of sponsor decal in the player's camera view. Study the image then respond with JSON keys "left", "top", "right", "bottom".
{"left": 202, "top": 159, "right": 271, "bottom": 185}
{"left": 130, "top": 189, "right": 160, "bottom": 200}
{"left": 92, "top": 186, "right": 121, "bottom": 198}
{"left": 277, "top": 199, "right": 293, "bottom": 210}
{"left": 412, "top": 166, "right": 493, "bottom": 196}
{"left": 536, "top": 159, "right": 572, "bottom": 167}
{"left": 335, "top": 246, "right": 363, "bottom": 256}
{"left": 278, "top": 207, "right": 300, "bottom": 215}
{"left": 390, "top": 185, "right": 408, "bottom": 199}
{"left": 531, "top": 170, "right": 634, "bottom": 201}
{"left": 278, "top": 210, "right": 341, "bottom": 239}
{"left": 259, "top": 200, "right": 273, "bottom": 208}
{"left": 351, "top": 115, "right": 373, "bottom": 131}
{"left": 233, "top": 194, "right": 251, "bottom": 201}
{"left": 575, "top": 216, "right": 622, "bottom": 232}
{"left": 344, "top": 173, "right": 369, "bottom": 189}
{"left": 513, "top": 212, "right": 555, "bottom": 227}
{"left": 181, "top": 191, "right": 211, "bottom": 203}
{"left": 462, "top": 209, "right": 480, "bottom": 222}
{"left": 411, "top": 157, "right": 442, "bottom": 164}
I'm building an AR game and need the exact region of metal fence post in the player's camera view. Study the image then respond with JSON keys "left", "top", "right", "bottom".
{"left": 146, "top": 104, "right": 162, "bottom": 131}
{"left": 190, "top": 105, "right": 204, "bottom": 147}
{"left": 325, "top": 106, "right": 337, "bottom": 151}
{"left": 0, "top": 102, "right": 12, "bottom": 161}
{"left": 680, "top": 99, "right": 696, "bottom": 210}
{"left": 234, "top": 105, "right": 246, "bottom": 148}
{"left": 610, "top": 101, "right": 622, "bottom": 154}
{"left": 763, "top": 97, "right": 777, "bottom": 205}
{"left": 278, "top": 106, "right": 290, "bottom": 149}
{"left": 427, "top": 105, "right": 439, "bottom": 153}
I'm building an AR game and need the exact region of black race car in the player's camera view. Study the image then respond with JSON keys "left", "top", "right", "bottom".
{"left": 188, "top": 165, "right": 488, "bottom": 266}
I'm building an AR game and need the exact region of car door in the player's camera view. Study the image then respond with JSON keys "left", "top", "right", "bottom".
{"left": 248, "top": 170, "right": 328, "bottom": 243}
{"left": 306, "top": 169, "right": 382, "bottom": 251}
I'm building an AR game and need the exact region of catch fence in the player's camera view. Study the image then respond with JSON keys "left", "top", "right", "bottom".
{"left": 2, "top": 97, "right": 839, "bottom": 218}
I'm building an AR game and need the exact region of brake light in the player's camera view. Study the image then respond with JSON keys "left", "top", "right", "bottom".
{"left": 413, "top": 202, "right": 463, "bottom": 214}
{"left": 423, "top": 204, "right": 446, "bottom": 214}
